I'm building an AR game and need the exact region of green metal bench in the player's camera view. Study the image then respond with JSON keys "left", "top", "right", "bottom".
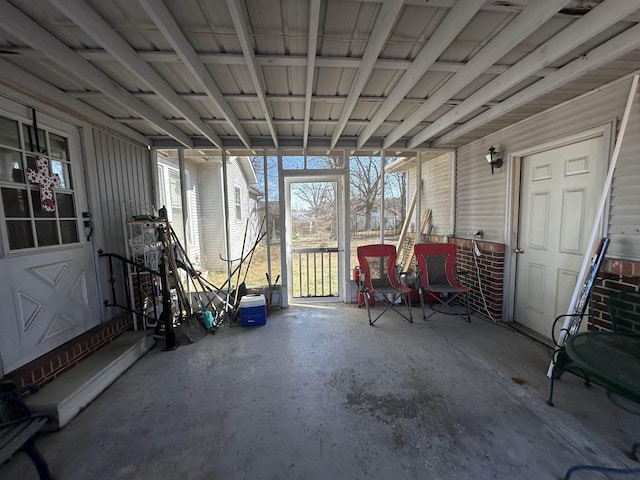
{"left": 0, "top": 380, "right": 55, "bottom": 480}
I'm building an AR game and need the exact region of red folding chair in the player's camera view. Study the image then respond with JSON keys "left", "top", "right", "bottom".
{"left": 414, "top": 243, "right": 471, "bottom": 322}
{"left": 357, "top": 244, "right": 413, "bottom": 326}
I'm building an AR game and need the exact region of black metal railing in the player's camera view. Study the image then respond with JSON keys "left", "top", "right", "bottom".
{"left": 98, "top": 250, "right": 162, "bottom": 329}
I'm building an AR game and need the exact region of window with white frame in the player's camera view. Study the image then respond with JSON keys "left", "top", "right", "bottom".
{"left": 235, "top": 185, "right": 242, "bottom": 220}
{"left": 0, "top": 114, "right": 79, "bottom": 251}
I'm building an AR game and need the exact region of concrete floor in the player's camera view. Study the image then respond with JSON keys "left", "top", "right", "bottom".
{"left": 3, "top": 303, "right": 640, "bottom": 480}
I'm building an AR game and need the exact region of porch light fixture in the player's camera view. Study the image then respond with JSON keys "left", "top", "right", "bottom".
{"left": 485, "top": 146, "right": 503, "bottom": 175}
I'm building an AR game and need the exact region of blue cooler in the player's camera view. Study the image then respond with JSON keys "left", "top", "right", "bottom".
{"left": 239, "top": 294, "right": 267, "bottom": 327}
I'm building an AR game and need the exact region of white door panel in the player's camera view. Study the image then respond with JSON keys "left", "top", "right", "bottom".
{"left": 0, "top": 248, "right": 100, "bottom": 371}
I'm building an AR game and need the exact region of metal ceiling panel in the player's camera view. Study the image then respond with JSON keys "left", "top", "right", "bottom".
{"left": 9, "top": 57, "right": 88, "bottom": 91}
{"left": 0, "top": 0, "right": 638, "bottom": 150}
{"left": 15, "top": 0, "right": 100, "bottom": 49}
{"left": 320, "top": 0, "right": 380, "bottom": 58}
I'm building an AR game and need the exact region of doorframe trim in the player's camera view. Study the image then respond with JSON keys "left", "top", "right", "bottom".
{"left": 505, "top": 123, "right": 614, "bottom": 323}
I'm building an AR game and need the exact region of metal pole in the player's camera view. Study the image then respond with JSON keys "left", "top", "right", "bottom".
{"left": 416, "top": 151, "right": 423, "bottom": 243}
{"left": 263, "top": 149, "right": 271, "bottom": 283}
{"left": 221, "top": 149, "right": 232, "bottom": 282}
{"left": 178, "top": 147, "right": 189, "bottom": 255}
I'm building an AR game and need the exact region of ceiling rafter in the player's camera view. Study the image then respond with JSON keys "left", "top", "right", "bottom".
{"left": 382, "top": 0, "right": 570, "bottom": 149}
{"left": 225, "top": 0, "right": 279, "bottom": 148}
{"left": 0, "top": 48, "right": 559, "bottom": 76}
{"left": 356, "top": 0, "right": 482, "bottom": 149}
{"left": 115, "top": 116, "right": 440, "bottom": 129}
{"left": 49, "top": 0, "right": 222, "bottom": 148}
{"left": 70, "top": 90, "right": 501, "bottom": 109}
{"left": 407, "top": 0, "right": 640, "bottom": 149}
{"left": 329, "top": 0, "right": 404, "bottom": 148}
{"left": 138, "top": 0, "right": 252, "bottom": 149}
{"left": 0, "top": 0, "right": 192, "bottom": 147}
{"left": 435, "top": 23, "right": 640, "bottom": 147}
{"left": 303, "top": 0, "right": 322, "bottom": 150}
{"left": 0, "top": 58, "right": 150, "bottom": 146}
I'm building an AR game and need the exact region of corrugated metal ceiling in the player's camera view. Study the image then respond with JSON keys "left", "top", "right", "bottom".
{"left": 0, "top": 0, "right": 639, "bottom": 154}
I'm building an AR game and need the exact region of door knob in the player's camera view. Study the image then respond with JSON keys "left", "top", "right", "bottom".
{"left": 514, "top": 248, "right": 524, "bottom": 254}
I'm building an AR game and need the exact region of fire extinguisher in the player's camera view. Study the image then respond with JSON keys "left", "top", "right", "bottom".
{"left": 353, "top": 266, "right": 361, "bottom": 283}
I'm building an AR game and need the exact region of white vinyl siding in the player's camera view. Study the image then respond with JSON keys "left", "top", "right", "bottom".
{"left": 198, "top": 163, "right": 224, "bottom": 272}
{"left": 423, "top": 153, "right": 453, "bottom": 236}
{"left": 406, "top": 153, "right": 453, "bottom": 237}
{"left": 455, "top": 77, "right": 640, "bottom": 260}
{"left": 608, "top": 91, "right": 640, "bottom": 260}
{"left": 226, "top": 158, "right": 250, "bottom": 259}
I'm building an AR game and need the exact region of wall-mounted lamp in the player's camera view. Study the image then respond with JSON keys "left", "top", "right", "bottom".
{"left": 485, "top": 146, "right": 503, "bottom": 175}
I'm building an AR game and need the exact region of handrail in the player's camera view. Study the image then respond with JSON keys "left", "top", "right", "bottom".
{"left": 98, "top": 250, "right": 162, "bottom": 328}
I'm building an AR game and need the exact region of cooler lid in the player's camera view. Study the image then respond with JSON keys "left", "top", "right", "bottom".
{"left": 239, "top": 294, "right": 266, "bottom": 307}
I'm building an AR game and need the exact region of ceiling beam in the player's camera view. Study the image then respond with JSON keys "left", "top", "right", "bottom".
{"left": 138, "top": 0, "right": 251, "bottom": 149}
{"left": 0, "top": 58, "right": 150, "bottom": 146}
{"left": 435, "top": 23, "right": 640, "bottom": 147}
{"left": 225, "top": 0, "right": 279, "bottom": 148}
{"left": 0, "top": 0, "right": 192, "bottom": 147}
{"left": 303, "top": 0, "right": 322, "bottom": 150}
{"left": 356, "top": 0, "right": 640, "bottom": 21}
{"left": 357, "top": 0, "right": 482, "bottom": 149}
{"left": 69, "top": 90, "right": 500, "bottom": 107}
{"left": 117, "top": 116, "right": 438, "bottom": 129}
{"left": 0, "top": 48, "right": 559, "bottom": 76}
{"left": 382, "top": 0, "right": 569, "bottom": 149}
{"left": 330, "top": 0, "right": 404, "bottom": 148}
{"left": 407, "top": 0, "right": 640, "bottom": 149}
{"left": 49, "top": 0, "right": 222, "bottom": 148}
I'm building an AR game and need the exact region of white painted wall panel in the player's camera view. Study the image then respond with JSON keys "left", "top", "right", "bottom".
{"left": 91, "top": 129, "right": 152, "bottom": 319}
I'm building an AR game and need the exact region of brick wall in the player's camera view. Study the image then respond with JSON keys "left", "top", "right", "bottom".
{"left": 451, "top": 238, "right": 505, "bottom": 320}
{"left": 6, "top": 314, "right": 133, "bottom": 388}
{"left": 417, "top": 234, "right": 505, "bottom": 319}
{"left": 421, "top": 234, "right": 639, "bottom": 329}
{"left": 588, "top": 259, "right": 640, "bottom": 331}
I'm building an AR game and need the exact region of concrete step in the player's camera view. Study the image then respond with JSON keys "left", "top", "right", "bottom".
{"left": 25, "top": 331, "right": 155, "bottom": 430}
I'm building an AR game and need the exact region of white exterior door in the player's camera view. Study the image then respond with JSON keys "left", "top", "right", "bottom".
{"left": 0, "top": 101, "right": 100, "bottom": 373}
{"left": 514, "top": 134, "right": 606, "bottom": 339}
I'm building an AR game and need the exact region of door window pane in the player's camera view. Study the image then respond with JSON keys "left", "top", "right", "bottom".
{"left": 49, "top": 133, "right": 68, "bottom": 161}
{"left": 0, "top": 147, "right": 24, "bottom": 183}
{"left": 60, "top": 220, "right": 79, "bottom": 244}
{"left": 51, "top": 159, "right": 71, "bottom": 189}
{"left": 22, "top": 125, "right": 47, "bottom": 154}
{"left": 0, "top": 117, "right": 19, "bottom": 149}
{"left": 7, "top": 219, "right": 34, "bottom": 249}
{"left": 2, "top": 188, "right": 30, "bottom": 217}
{"left": 56, "top": 192, "right": 76, "bottom": 217}
{"left": 26, "top": 154, "right": 38, "bottom": 172}
{"left": 35, "top": 220, "right": 58, "bottom": 246}
{"left": 31, "top": 190, "right": 56, "bottom": 218}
